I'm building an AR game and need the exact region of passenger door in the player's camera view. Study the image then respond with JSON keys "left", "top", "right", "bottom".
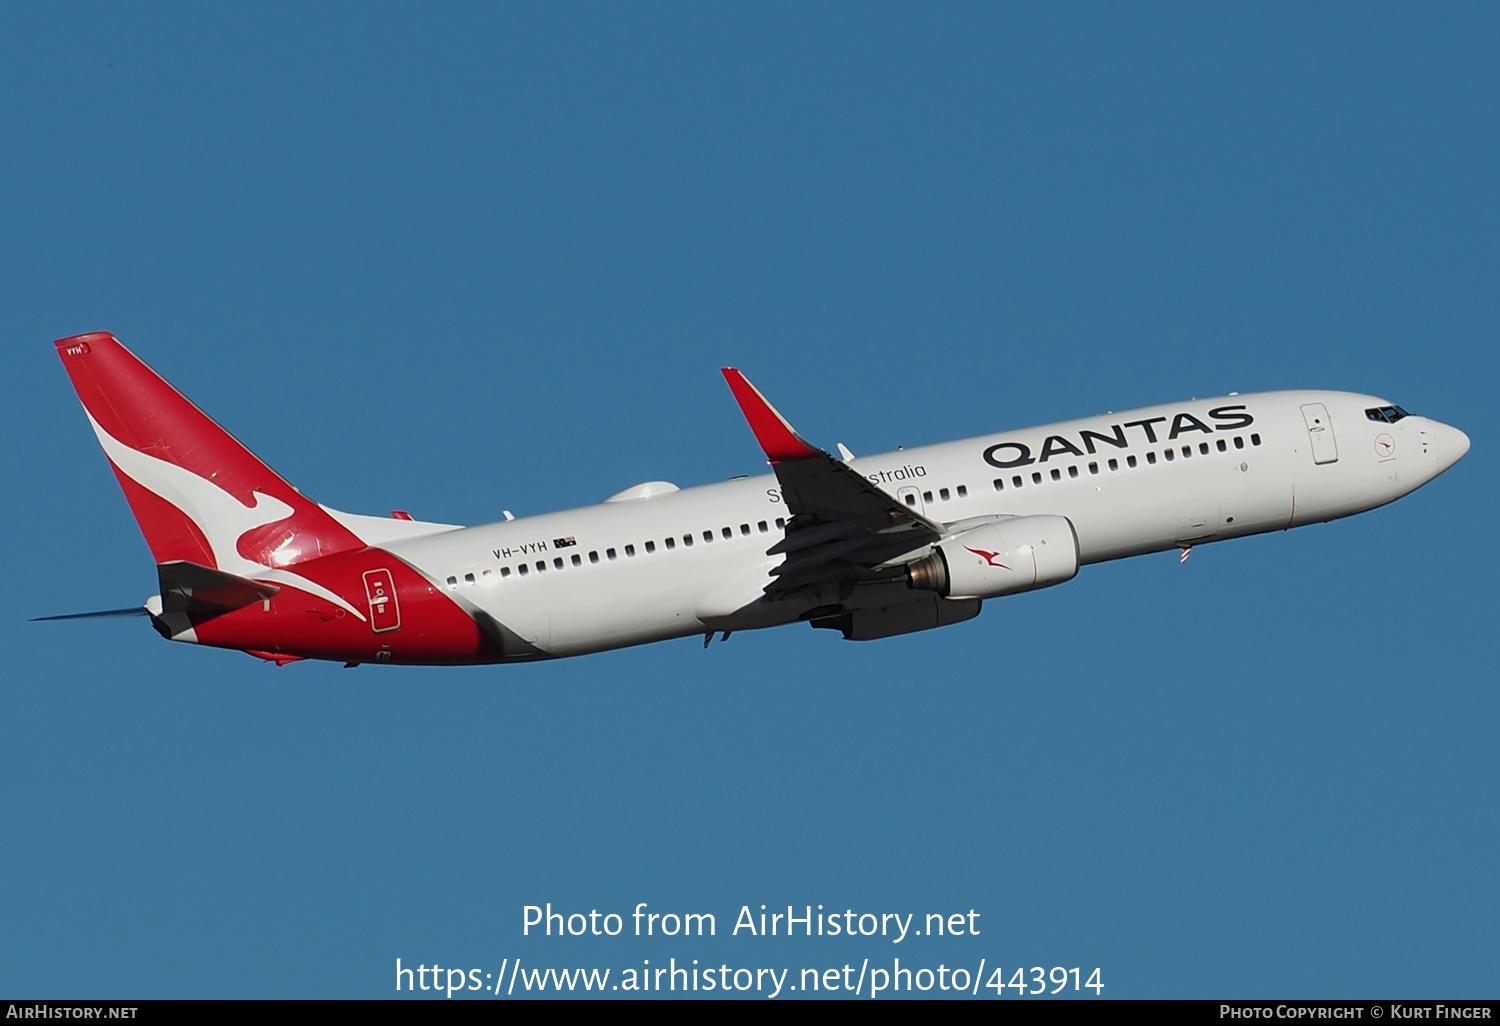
{"left": 1301, "top": 403, "right": 1339, "bottom": 465}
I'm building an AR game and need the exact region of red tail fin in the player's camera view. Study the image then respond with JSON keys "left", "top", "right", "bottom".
{"left": 54, "top": 332, "right": 364, "bottom": 570}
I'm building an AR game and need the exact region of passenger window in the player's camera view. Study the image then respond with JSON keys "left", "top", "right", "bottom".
{"left": 939, "top": 488, "right": 950, "bottom": 501}
{"left": 1181, "top": 446, "right": 1191, "bottom": 458}
{"left": 1068, "top": 466, "right": 1079, "bottom": 478}
{"left": 624, "top": 544, "right": 635, "bottom": 557}
{"left": 1108, "top": 458, "right": 1118, "bottom": 471}
{"left": 740, "top": 524, "right": 751, "bottom": 535}
{"left": 1251, "top": 433, "right": 1261, "bottom": 446}
{"left": 993, "top": 478, "right": 1004, "bottom": 491}
{"left": 1013, "top": 476, "right": 1023, "bottom": 488}
{"left": 957, "top": 485, "right": 967, "bottom": 498}
{"left": 1200, "top": 442, "right": 1210, "bottom": 455}
{"left": 500, "top": 567, "right": 511, "bottom": 578}
{"left": 645, "top": 541, "right": 656, "bottom": 553}
{"left": 775, "top": 518, "right": 785, "bottom": 529}
{"left": 1234, "top": 436, "right": 1244, "bottom": 449}
{"left": 1164, "top": 449, "right": 1175, "bottom": 461}
{"left": 589, "top": 551, "right": 599, "bottom": 563}
{"left": 1089, "top": 462, "right": 1098, "bottom": 475}
{"left": 1032, "top": 472, "right": 1042, "bottom": 484}
{"left": 703, "top": 530, "right": 713, "bottom": 542}
{"left": 536, "top": 561, "right": 546, "bottom": 572}
{"left": 517, "top": 565, "right": 528, "bottom": 577}
{"left": 464, "top": 573, "right": 475, "bottom": 584}
{"left": 1050, "top": 469, "right": 1061, "bottom": 481}
{"left": 922, "top": 491, "right": 933, "bottom": 503}
{"left": 446, "top": 576, "right": 457, "bottom": 587}
{"left": 571, "top": 554, "right": 581, "bottom": 566}
{"left": 722, "top": 527, "right": 732, "bottom": 539}
{"left": 1146, "top": 452, "right": 1157, "bottom": 464}
{"left": 683, "top": 535, "right": 694, "bottom": 547}
{"left": 758, "top": 521, "right": 768, "bottom": 533}
{"left": 905, "top": 493, "right": 916, "bottom": 506}
{"left": 1216, "top": 439, "right": 1227, "bottom": 452}
{"left": 665, "top": 537, "right": 676, "bottom": 550}
{"left": 553, "top": 558, "right": 563, "bottom": 570}
{"left": 606, "top": 548, "right": 617, "bottom": 560}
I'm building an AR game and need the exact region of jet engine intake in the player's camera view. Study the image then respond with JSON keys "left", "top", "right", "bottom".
{"left": 907, "top": 515, "right": 1079, "bottom": 600}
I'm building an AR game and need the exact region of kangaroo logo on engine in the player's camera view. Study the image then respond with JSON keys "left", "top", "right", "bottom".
{"left": 965, "top": 546, "right": 1010, "bottom": 570}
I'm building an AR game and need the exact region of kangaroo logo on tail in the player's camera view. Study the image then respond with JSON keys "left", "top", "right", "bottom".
{"left": 84, "top": 412, "right": 366, "bottom": 619}
{"left": 56, "top": 333, "right": 370, "bottom": 619}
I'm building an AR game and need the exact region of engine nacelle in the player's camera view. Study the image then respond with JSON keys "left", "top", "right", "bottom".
{"left": 907, "top": 515, "right": 1079, "bottom": 600}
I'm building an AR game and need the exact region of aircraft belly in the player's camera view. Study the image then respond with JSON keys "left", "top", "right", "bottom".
{"left": 474, "top": 556, "right": 748, "bottom": 658}
{"left": 1217, "top": 467, "right": 1295, "bottom": 538}
{"left": 1069, "top": 490, "right": 1176, "bottom": 563}
{"left": 1288, "top": 460, "right": 1376, "bottom": 527}
{"left": 1069, "top": 465, "right": 1295, "bottom": 561}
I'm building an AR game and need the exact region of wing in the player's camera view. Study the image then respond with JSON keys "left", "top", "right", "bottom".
{"left": 721, "top": 368, "right": 942, "bottom": 593}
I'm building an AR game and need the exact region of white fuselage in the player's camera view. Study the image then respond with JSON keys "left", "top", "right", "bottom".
{"left": 383, "top": 390, "right": 1468, "bottom": 659}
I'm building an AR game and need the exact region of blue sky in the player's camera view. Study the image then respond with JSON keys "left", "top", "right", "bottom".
{"left": 1, "top": 3, "right": 1495, "bottom": 998}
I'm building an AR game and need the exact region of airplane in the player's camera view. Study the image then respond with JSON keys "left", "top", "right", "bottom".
{"left": 41, "top": 331, "right": 1469, "bottom": 666}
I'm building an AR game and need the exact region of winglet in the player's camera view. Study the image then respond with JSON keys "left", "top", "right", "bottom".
{"left": 720, "top": 368, "right": 822, "bottom": 462}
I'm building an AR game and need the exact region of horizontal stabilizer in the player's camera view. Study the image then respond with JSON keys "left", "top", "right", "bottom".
{"left": 157, "top": 560, "right": 280, "bottom": 615}
{"left": 33, "top": 606, "right": 150, "bottom": 622}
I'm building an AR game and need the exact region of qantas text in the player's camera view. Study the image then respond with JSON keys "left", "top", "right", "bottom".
{"left": 982, "top": 405, "right": 1255, "bottom": 469}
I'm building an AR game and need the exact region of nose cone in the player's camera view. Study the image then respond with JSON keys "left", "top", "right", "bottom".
{"left": 1434, "top": 422, "right": 1471, "bottom": 473}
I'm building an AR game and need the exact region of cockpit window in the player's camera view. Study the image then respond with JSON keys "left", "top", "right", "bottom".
{"left": 1365, "top": 405, "right": 1411, "bottom": 424}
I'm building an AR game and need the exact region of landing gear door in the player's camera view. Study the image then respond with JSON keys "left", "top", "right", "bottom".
{"left": 896, "top": 486, "right": 924, "bottom": 515}
{"left": 1301, "top": 403, "right": 1339, "bottom": 465}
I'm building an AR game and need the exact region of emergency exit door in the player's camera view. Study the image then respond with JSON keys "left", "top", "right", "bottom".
{"left": 1301, "top": 403, "right": 1339, "bottom": 465}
